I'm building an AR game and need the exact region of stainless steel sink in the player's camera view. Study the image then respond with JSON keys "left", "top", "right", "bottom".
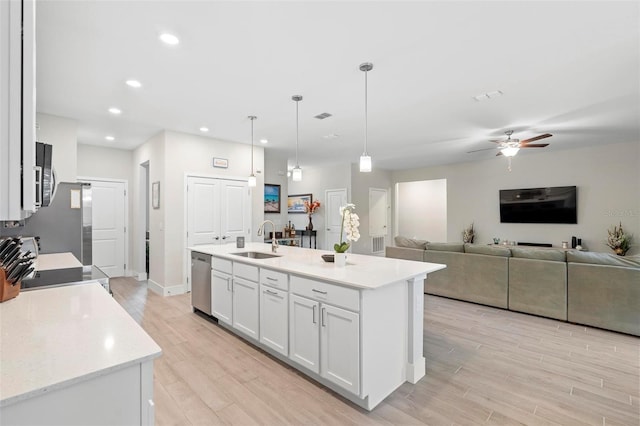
{"left": 230, "top": 251, "right": 281, "bottom": 259}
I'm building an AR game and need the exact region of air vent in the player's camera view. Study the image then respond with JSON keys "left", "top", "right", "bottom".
{"left": 314, "top": 112, "right": 332, "bottom": 120}
{"left": 372, "top": 236, "right": 385, "bottom": 254}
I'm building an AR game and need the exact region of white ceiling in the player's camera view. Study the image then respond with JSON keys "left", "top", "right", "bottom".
{"left": 36, "top": 1, "right": 640, "bottom": 171}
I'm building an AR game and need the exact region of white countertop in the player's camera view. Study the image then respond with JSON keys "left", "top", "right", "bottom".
{"left": 0, "top": 282, "right": 161, "bottom": 407}
{"left": 189, "top": 243, "right": 446, "bottom": 289}
{"left": 34, "top": 252, "right": 82, "bottom": 271}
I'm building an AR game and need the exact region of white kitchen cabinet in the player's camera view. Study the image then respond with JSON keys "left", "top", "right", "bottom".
{"left": 320, "top": 304, "right": 360, "bottom": 395}
{"left": 232, "top": 276, "right": 259, "bottom": 339}
{"left": 211, "top": 269, "right": 232, "bottom": 325}
{"left": 0, "top": 0, "right": 37, "bottom": 220}
{"left": 259, "top": 284, "right": 288, "bottom": 356}
{"left": 289, "top": 294, "right": 320, "bottom": 373}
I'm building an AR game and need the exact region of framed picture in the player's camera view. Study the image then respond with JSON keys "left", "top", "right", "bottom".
{"left": 288, "top": 193, "right": 312, "bottom": 214}
{"left": 264, "top": 184, "right": 281, "bottom": 213}
{"left": 152, "top": 181, "right": 160, "bottom": 209}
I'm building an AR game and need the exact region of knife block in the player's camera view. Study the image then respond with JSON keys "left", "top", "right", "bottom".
{"left": 0, "top": 268, "right": 21, "bottom": 303}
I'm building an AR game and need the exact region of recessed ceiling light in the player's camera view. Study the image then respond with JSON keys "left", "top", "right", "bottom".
{"left": 159, "top": 33, "right": 179, "bottom": 45}
{"left": 126, "top": 79, "right": 142, "bottom": 88}
{"left": 260, "top": 139, "right": 268, "bottom": 144}
{"left": 199, "top": 127, "right": 209, "bottom": 132}
{"left": 108, "top": 107, "right": 121, "bottom": 115}
{"left": 472, "top": 90, "right": 503, "bottom": 102}
{"left": 105, "top": 136, "right": 115, "bottom": 141}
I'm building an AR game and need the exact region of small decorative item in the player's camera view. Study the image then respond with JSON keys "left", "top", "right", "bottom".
{"left": 462, "top": 223, "right": 475, "bottom": 243}
{"left": 304, "top": 199, "right": 321, "bottom": 231}
{"left": 492, "top": 237, "right": 500, "bottom": 245}
{"left": 334, "top": 252, "right": 347, "bottom": 267}
{"left": 562, "top": 241, "right": 568, "bottom": 249}
{"left": 212, "top": 157, "right": 228, "bottom": 168}
{"left": 321, "top": 254, "right": 334, "bottom": 263}
{"left": 264, "top": 184, "right": 281, "bottom": 213}
{"left": 607, "top": 222, "right": 632, "bottom": 256}
{"left": 333, "top": 204, "right": 360, "bottom": 267}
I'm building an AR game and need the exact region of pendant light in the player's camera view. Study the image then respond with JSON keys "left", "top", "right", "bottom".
{"left": 359, "top": 62, "right": 373, "bottom": 172}
{"left": 291, "top": 95, "right": 303, "bottom": 182}
{"left": 247, "top": 116, "right": 257, "bottom": 187}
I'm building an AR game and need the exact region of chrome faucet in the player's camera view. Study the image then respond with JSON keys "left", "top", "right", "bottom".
{"left": 257, "top": 220, "right": 279, "bottom": 253}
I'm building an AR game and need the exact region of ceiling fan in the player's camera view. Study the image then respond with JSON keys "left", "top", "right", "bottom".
{"left": 467, "top": 130, "right": 552, "bottom": 157}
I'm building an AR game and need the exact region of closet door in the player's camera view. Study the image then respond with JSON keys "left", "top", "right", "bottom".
{"left": 220, "top": 180, "right": 250, "bottom": 244}
{"left": 187, "top": 177, "right": 221, "bottom": 246}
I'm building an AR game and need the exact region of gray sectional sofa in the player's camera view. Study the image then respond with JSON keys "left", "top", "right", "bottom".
{"left": 386, "top": 238, "right": 640, "bottom": 336}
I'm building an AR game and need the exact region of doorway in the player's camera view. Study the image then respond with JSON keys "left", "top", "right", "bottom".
{"left": 325, "top": 188, "right": 347, "bottom": 250}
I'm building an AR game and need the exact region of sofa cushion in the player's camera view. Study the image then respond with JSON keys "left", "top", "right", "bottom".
{"left": 567, "top": 251, "right": 640, "bottom": 268}
{"left": 394, "top": 236, "right": 428, "bottom": 249}
{"left": 427, "top": 242, "right": 464, "bottom": 252}
{"left": 464, "top": 243, "right": 511, "bottom": 257}
{"left": 510, "top": 247, "right": 566, "bottom": 262}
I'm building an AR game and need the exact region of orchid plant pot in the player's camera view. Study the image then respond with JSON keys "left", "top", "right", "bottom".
{"left": 334, "top": 252, "right": 347, "bottom": 267}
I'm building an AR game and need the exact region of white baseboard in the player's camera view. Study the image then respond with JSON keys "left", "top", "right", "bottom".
{"left": 148, "top": 279, "right": 186, "bottom": 296}
{"left": 136, "top": 271, "right": 148, "bottom": 281}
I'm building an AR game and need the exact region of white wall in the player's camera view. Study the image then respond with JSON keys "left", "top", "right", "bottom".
{"left": 392, "top": 141, "right": 640, "bottom": 255}
{"left": 36, "top": 113, "right": 77, "bottom": 183}
{"left": 396, "top": 179, "right": 447, "bottom": 242}
{"left": 77, "top": 144, "right": 135, "bottom": 273}
{"left": 287, "top": 162, "right": 351, "bottom": 250}
{"left": 350, "top": 164, "right": 393, "bottom": 255}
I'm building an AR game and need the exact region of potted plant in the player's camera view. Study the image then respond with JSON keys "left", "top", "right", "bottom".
{"left": 334, "top": 203, "right": 360, "bottom": 266}
{"left": 607, "top": 222, "right": 632, "bottom": 256}
{"left": 463, "top": 223, "right": 475, "bottom": 244}
{"left": 303, "top": 200, "right": 321, "bottom": 231}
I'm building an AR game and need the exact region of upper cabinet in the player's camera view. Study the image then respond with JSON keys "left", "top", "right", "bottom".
{"left": 0, "top": 0, "right": 37, "bottom": 221}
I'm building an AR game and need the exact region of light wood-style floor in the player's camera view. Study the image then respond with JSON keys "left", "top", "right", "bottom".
{"left": 110, "top": 277, "right": 640, "bottom": 425}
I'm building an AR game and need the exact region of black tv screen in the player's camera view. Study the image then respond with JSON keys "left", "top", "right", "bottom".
{"left": 499, "top": 186, "right": 577, "bottom": 224}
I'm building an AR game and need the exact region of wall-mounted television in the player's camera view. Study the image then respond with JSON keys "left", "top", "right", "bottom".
{"left": 499, "top": 186, "right": 577, "bottom": 224}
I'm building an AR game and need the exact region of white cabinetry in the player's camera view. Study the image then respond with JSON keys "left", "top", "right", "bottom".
{"left": 289, "top": 277, "right": 360, "bottom": 395}
{"left": 232, "top": 277, "right": 259, "bottom": 339}
{"left": 0, "top": 0, "right": 37, "bottom": 220}
{"left": 211, "top": 258, "right": 233, "bottom": 325}
{"left": 259, "top": 267, "right": 289, "bottom": 356}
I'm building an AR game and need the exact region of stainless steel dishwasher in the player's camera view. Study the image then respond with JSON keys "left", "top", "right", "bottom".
{"left": 191, "top": 252, "right": 212, "bottom": 315}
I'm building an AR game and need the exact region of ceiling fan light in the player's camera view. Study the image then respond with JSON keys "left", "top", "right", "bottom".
{"left": 248, "top": 174, "right": 257, "bottom": 187}
{"left": 501, "top": 146, "right": 520, "bottom": 157}
{"left": 292, "top": 166, "right": 302, "bottom": 182}
{"left": 359, "top": 154, "right": 372, "bottom": 172}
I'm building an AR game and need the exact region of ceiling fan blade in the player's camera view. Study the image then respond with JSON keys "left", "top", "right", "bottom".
{"left": 520, "top": 143, "right": 549, "bottom": 148}
{"left": 520, "top": 133, "right": 552, "bottom": 144}
{"left": 467, "top": 147, "right": 497, "bottom": 154}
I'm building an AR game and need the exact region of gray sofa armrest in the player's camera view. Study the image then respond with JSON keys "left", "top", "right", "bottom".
{"left": 385, "top": 246, "right": 424, "bottom": 262}
{"left": 568, "top": 263, "right": 640, "bottom": 336}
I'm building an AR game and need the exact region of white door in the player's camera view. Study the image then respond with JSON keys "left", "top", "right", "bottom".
{"left": 260, "top": 285, "right": 289, "bottom": 356}
{"left": 87, "top": 180, "right": 126, "bottom": 277}
{"left": 220, "top": 180, "right": 251, "bottom": 244}
{"left": 211, "top": 270, "right": 233, "bottom": 325}
{"left": 369, "top": 188, "right": 388, "bottom": 236}
{"left": 187, "top": 177, "right": 221, "bottom": 246}
{"left": 289, "top": 294, "right": 320, "bottom": 373}
{"left": 325, "top": 188, "right": 347, "bottom": 251}
{"left": 321, "top": 304, "right": 360, "bottom": 395}
{"left": 232, "top": 277, "right": 259, "bottom": 340}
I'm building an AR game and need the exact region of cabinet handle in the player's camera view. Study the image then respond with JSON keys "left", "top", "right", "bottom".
{"left": 312, "top": 305, "right": 316, "bottom": 324}
{"left": 222, "top": 236, "right": 228, "bottom": 240}
{"left": 227, "top": 278, "right": 231, "bottom": 292}
{"left": 265, "top": 289, "right": 278, "bottom": 296}
{"left": 266, "top": 277, "right": 278, "bottom": 281}
{"left": 215, "top": 236, "right": 220, "bottom": 240}
{"left": 312, "top": 289, "right": 327, "bottom": 295}
{"left": 321, "top": 307, "right": 326, "bottom": 327}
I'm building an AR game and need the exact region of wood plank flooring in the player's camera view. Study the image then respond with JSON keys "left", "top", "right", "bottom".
{"left": 110, "top": 277, "right": 639, "bottom": 425}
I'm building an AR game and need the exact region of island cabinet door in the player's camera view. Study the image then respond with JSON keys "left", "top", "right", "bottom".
{"left": 289, "top": 294, "right": 320, "bottom": 374}
{"left": 212, "top": 270, "right": 233, "bottom": 325}
{"left": 320, "top": 304, "right": 360, "bottom": 395}
{"left": 232, "top": 277, "right": 259, "bottom": 340}
{"left": 259, "top": 284, "right": 288, "bottom": 356}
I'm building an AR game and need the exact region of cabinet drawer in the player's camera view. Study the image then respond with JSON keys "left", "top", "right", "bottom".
{"left": 291, "top": 275, "right": 359, "bottom": 312}
{"left": 234, "top": 262, "right": 259, "bottom": 282}
{"left": 212, "top": 257, "right": 232, "bottom": 274}
{"left": 260, "top": 268, "right": 288, "bottom": 290}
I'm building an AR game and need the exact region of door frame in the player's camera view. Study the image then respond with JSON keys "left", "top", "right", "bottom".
{"left": 324, "top": 188, "right": 348, "bottom": 252}
{"left": 77, "top": 176, "right": 129, "bottom": 276}
{"left": 183, "top": 172, "right": 251, "bottom": 292}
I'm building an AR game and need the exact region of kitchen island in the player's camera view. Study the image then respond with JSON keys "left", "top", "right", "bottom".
{"left": 189, "top": 242, "right": 445, "bottom": 410}
{"left": 0, "top": 282, "right": 161, "bottom": 425}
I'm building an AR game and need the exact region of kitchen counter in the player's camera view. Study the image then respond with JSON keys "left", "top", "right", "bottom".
{"left": 0, "top": 282, "right": 161, "bottom": 411}
{"left": 34, "top": 252, "right": 83, "bottom": 271}
{"left": 189, "top": 242, "right": 445, "bottom": 289}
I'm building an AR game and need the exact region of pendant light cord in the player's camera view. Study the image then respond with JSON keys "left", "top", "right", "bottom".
{"left": 295, "top": 99, "right": 299, "bottom": 167}
{"left": 364, "top": 68, "right": 368, "bottom": 156}
{"left": 251, "top": 118, "right": 254, "bottom": 174}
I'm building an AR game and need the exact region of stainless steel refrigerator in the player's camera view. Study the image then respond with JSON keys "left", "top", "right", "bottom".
{"left": 0, "top": 182, "right": 92, "bottom": 265}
